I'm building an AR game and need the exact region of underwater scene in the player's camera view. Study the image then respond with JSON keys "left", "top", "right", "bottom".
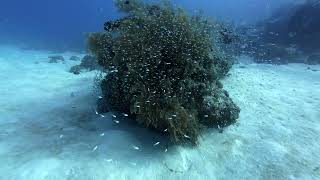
{"left": 0, "top": 0, "right": 319, "bottom": 179}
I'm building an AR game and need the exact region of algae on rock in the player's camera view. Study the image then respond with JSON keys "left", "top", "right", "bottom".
{"left": 89, "top": 0, "right": 240, "bottom": 144}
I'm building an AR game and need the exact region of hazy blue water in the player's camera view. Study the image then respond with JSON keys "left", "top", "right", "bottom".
{"left": 0, "top": 0, "right": 119, "bottom": 51}
{"left": 0, "top": 0, "right": 296, "bottom": 52}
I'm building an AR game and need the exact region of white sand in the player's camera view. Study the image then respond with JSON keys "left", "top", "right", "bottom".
{"left": 0, "top": 47, "right": 319, "bottom": 180}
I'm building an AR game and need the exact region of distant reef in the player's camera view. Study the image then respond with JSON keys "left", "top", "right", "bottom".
{"left": 238, "top": 0, "right": 320, "bottom": 64}
{"left": 88, "top": 0, "right": 240, "bottom": 144}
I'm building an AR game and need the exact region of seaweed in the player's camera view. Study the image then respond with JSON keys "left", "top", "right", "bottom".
{"left": 89, "top": 0, "right": 240, "bottom": 144}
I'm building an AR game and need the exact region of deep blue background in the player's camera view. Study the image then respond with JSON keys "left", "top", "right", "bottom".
{"left": 0, "top": 0, "right": 294, "bottom": 52}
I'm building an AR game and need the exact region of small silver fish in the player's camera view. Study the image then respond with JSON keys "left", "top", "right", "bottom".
{"left": 59, "top": 134, "right": 64, "bottom": 138}
{"left": 123, "top": 113, "right": 129, "bottom": 117}
{"left": 184, "top": 134, "right": 191, "bottom": 139}
{"left": 164, "top": 129, "right": 168, "bottom": 132}
{"left": 100, "top": 133, "right": 105, "bottom": 137}
{"left": 98, "top": 96, "right": 103, "bottom": 99}
{"left": 100, "top": 114, "right": 105, "bottom": 118}
{"left": 92, "top": 145, "right": 98, "bottom": 152}
{"left": 95, "top": 110, "right": 99, "bottom": 115}
{"left": 132, "top": 145, "right": 140, "bottom": 150}
{"left": 105, "top": 159, "right": 113, "bottom": 162}
{"left": 112, "top": 114, "right": 117, "bottom": 118}
{"left": 114, "top": 120, "right": 120, "bottom": 124}
{"left": 153, "top": 142, "right": 160, "bottom": 146}
{"left": 165, "top": 148, "right": 168, "bottom": 152}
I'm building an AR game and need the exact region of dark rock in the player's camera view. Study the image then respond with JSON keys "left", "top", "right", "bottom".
{"left": 69, "top": 55, "right": 100, "bottom": 74}
{"left": 305, "top": 54, "right": 320, "bottom": 65}
{"left": 199, "top": 89, "right": 240, "bottom": 128}
{"left": 69, "top": 56, "right": 80, "bottom": 61}
{"left": 69, "top": 65, "right": 81, "bottom": 75}
{"left": 96, "top": 97, "right": 110, "bottom": 114}
{"left": 48, "top": 55, "right": 65, "bottom": 63}
{"left": 80, "top": 55, "right": 99, "bottom": 70}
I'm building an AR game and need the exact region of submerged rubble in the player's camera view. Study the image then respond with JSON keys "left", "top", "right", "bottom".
{"left": 89, "top": 0, "right": 240, "bottom": 144}
{"left": 48, "top": 55, "right": 65, "bottom": 63}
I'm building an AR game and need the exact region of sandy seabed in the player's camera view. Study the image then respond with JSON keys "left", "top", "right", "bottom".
{"left": 0, "top": 46, "right": 319, "bottom": 180}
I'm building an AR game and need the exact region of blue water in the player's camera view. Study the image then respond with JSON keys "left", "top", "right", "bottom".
{"left": 0, "top": 0, "right": 292, "bottom": 52}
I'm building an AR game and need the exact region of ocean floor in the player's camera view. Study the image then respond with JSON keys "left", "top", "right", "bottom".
{"left": 0, "top": 46, "right": 319, "bottom": 180}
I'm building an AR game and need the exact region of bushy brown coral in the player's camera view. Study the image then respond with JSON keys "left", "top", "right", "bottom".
{"left": 89, "top": 0, "right": 240, "bottom": 144}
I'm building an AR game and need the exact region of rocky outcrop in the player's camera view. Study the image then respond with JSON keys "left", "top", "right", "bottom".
{"left": 69, "top": 55, "right": 100, "bottom": 74}
{"left": 88, "top": 0, "right": 240, "bottom": 144}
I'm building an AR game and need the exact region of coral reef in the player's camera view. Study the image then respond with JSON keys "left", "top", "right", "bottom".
{"left": 89, "top": 0, "right": 239, "bottom": 144}
{"left": 69, "top": 55, "right": 100, "bottom": 74}
{"left": 48, "top": 55, "right": 65, "bottom": 63}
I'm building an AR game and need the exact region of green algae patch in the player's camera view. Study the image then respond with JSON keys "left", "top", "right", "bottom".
{"left": 89, "top": 0, "right": 240, "bottom": 144}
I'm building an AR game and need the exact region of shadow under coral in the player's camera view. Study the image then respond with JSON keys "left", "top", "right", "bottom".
{"left": 1, "top": 92, "right": 171, "bottom": 171}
